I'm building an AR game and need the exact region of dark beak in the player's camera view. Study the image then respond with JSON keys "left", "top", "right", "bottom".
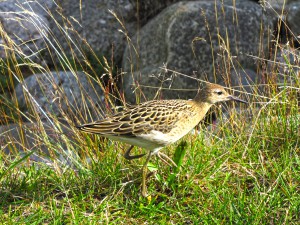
{"left": 228, "top": 95, "right": 247, "bottom": 104}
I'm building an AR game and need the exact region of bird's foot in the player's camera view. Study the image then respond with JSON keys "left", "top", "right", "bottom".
{"left": 124, "top": 145, "right": 146, "bottom": 160}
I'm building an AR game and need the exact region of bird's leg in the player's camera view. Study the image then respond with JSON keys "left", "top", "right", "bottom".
{"left": 124, "top": 145, "right": 146, "bottom": 160}
{"left": 157, "top": 152, "right": 177, "bottom": 167}
{"left": 141, "top": 151, "right": 152, "bottom": 197}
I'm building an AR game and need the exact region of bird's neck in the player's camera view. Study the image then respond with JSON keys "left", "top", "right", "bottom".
{"left": 191, "top": 99, "right": 213, "bottom": 119}
{"left": 192, "top": 90, "right": 213, "bottom": 116}
{"left": 193, "top": 89, "right": 208, "bottom": 102}
{"left": 195, "top": 101, "right": 212, "bottom": 112}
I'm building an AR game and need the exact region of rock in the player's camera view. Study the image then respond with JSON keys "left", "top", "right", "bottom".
{"left": 137, "top": 0, "right": 190, "bottom": 25}
{"left": 286, "top": 1, "right": 300, "bottom": 45}
{"left": 264, "top": 1, "right": 300, "bottom": 48}
{"left": 47, "top": 0, "right": 137, "bottom": 66}
{"left": 267, "top": 47, "right": 300, "bottom": 85}
{"left": 47, "top": 0, "right": 189, "bottom": 67}
{"left": 14, "top": 71, "right": 105, "bottom": 122}
{"left": 259, "top": 0, "right": 299, "bottom": 6}
{"left": 0, "top": 0, "right": 53, "bottom": 61}
{"left": 228, "top": 69, "right": 259, "bottom": 94}
{"left": 122, "top": 1, "right": 274, "bottom": 103}
{"left": 0, "top": 121, "right": 81, "bottom": 166}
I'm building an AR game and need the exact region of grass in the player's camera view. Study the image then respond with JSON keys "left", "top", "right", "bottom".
{"left": 0, "top": 0, "right": 300, "bottom": 224}
{"left": 0, "top": 106, "right": 299, "bottom": 224}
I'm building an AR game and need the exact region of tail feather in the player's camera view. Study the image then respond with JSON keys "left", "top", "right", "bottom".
{"left": 76, "top": 122, "right": 120, "bottom": 134}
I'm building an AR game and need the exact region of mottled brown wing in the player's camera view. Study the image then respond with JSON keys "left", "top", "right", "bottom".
{"left": 77, "top": 100, "right": 193, "bottom": 137}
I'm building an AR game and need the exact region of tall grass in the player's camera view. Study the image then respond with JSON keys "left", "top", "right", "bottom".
{"left": 0, "top": 0, "right": 299, "bottom": 223}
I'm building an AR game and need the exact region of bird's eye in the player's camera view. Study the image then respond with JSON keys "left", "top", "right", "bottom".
{"left": 215, "top": 91, "right": 223, "bottom": 95}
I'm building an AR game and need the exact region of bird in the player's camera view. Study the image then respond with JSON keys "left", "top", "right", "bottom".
{"left": 76, "top": 83, "right": 247, "bottom": 197}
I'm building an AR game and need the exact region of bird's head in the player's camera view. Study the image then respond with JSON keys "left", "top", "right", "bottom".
{"left": 195, "top": 83, "right": 247, "bottom": 104}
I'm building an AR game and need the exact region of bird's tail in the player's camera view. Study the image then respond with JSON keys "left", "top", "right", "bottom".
{"left": 76, "top": 122, "right": 118, "bottom": 134}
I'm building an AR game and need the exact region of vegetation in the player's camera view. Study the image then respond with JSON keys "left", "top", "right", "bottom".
{"left": 0, "top": 0, "right": 299, "bottom": 224}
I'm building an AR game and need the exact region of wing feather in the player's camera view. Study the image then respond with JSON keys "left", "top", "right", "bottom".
{"left": 77, "top": 100, "right": 194, "bottom": 136}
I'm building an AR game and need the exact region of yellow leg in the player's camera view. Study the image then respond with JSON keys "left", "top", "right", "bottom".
{"left": 141, "top": 151, "right": 152, "bottom": 197}
{"left": 157, "top": 152, "right": 177, "bottom": 167}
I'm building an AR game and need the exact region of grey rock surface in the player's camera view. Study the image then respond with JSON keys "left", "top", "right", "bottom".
{"left": 267, "top": 47, "right": 300, "bottom": 85}
{"left": 47, "top": 0, "right": 136, "bottom": 66}
{"left": 0, "top": 121, "right": 80, "bottom": 166}
{"left": 287, "top": 2, "right": 300, "bottom": 42}
{"left": 137, "top": 0, "right": 191, "bottom": 25}
{"left": 122, "top": 1, "right": 274, "bottom": 103}
{"left": 47, "top": 0, "right": 188, "bottom": 66}
{"left": 228, "top": 69, "right": 259, "bottom": 94}
{"left": 15, "top": 71, "right": 104, "bottom": 122}
{"left": 0, "top": 0, "right": 53, "bottom": 60}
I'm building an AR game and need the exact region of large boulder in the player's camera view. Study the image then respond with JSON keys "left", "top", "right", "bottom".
{"left": 15, "top": 71, "right": 104, "bottom": 122}
{"left": 286, "top": 1, "right": 300, "bottom": 42}
{"left": 47, "top": 0, "right": 190, "bottom": 66}
{"left": 121, "top": 1, "right": 275, "bottom": 103}
{"left": 137, "top": 0, "right": 191, "bottom": 25}
{"left": 0, "top": 0, "right": 53, "bottom": 61}
{"left": 47, "top": 0, "right": 136, "bottom": 66}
